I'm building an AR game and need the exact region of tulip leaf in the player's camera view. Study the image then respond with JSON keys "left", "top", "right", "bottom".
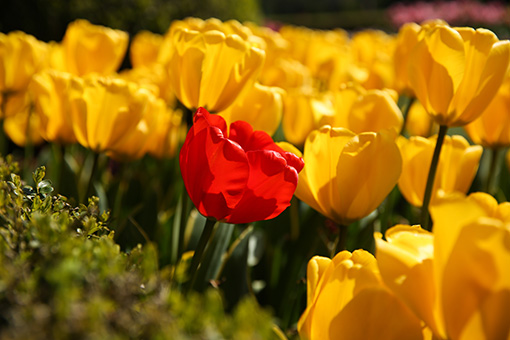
{"left": 193, "top": 222, "right": 235, "bottom": 292}
{"left": 218, "top": 225, "right": 253, "bottom": 311}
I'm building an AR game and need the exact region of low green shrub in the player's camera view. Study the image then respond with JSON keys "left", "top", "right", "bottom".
{"left": 0, "top": 156, "right": 279, "bottom": 340}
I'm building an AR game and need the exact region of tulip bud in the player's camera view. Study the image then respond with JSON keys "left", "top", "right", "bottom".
{"left": 164, "top": 19, "right": 265, "bottom": 112}
{"left": 398, "top": 135, "right": 482, "bottom": 207}
{"left": 331, "top": 84, "right": 403, "bottom": 134}
{"left": 408, "top": 25, "right": 510, "bottom": 127}
{"left": 282, "top": 88, "right": 334, "bottom": 146}
{"left": 0, "top": 31, "right": 48, "bottom": 93}
{"left": 130, "top": 30, "right": 163, "bottom": 68}
{"left": 218, "top": 82, "right": 284, "bottom": 137}
{"left": 296, "top": 126, "right": 402, "bottom": 225}
{"left": 69, "top": 76, "right": 155, "bottom": 159}
{"left": 298, "top": 250, "right": 424, "bottom": 340}
{"left": 179, "top": 107, "right": 303, "bottom": 224}
{"left": 464, "top": 76, "right": 510, "bottom": 148}
{"left": 54, "top": 19, "right": 128, "bottom": 76}
{"left": 30, "top": 70, "right": 77, "bottom": 144}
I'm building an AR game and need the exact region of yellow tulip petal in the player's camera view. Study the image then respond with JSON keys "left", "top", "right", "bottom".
{"left": 441, "top": 219, "right": 510, "bottom": 339}
{"left": 296, "top": 126, "right": 355, "bottom": 222}
{"left": 337, "top": 130, "right": 402, "bottom": 223}
{"left": 450, "top": 30, "right": 510, "bottom": 125}
{"left": 376, "top": 225, "right": 442, "bottom": 336}
{"left": 348, "top": 89, "right": 403, "bottom": 134}
{"left": 328, "top": 287, "right": 425, "bottom": 340}
{"left": 299, "top": 250, "right": 381, "bottom": 340}
{"left": 218, "top": 82, "right": 284, "bottom": 136}
{"left": 306, "top": 256, "right": 332, "bottom": 305}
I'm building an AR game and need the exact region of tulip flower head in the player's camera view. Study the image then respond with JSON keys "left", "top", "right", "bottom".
{"left": 30, "top": 69, "right": 77, "bottom": 144}
{"left": 330, "top": 84, "right": 403, "bottom": 135}
{"left": 69, "top": 76, "right": 159, "bottom": 160}
{"left": 130, "top": 30, "right": 164, "bottom": 68}
{"left": 298, "top": 250, "right": 424, "bottom": 340}
{"left": 295, "top": 126, "right": 402, "bottom": 225}
{"left": 164, "top": 19, "right": 265, "bottom": 112}
{"left": 218, "top": 82, "right": 284, "bottom": 137}
{"left": 375, "top": 192, "right": 510, "bottom": 340}
{"left": 0, "top": 31, "right": 48, "bottom": 94}
{"left": 408, "top": 25, "right": 510, "bottom": 127}
{"left": 398, "top": 134, "right": 482, "bottom": 207}
{"left": 464, "top": 75, "right": 510, "bottom": 148}
{"left": 179, "top": 107, "right": 304, "bottom": 224}
{"left": 53, "top": 19, "right": 129, "bottom": 77}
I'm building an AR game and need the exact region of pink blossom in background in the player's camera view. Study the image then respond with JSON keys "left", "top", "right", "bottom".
{"left": 388, "top": 0, "right": 508, "bottom": 28}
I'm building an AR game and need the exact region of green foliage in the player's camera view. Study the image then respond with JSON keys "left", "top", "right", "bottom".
{"left": 0, "top": 156, "right": 279, "bottom": 339}
{"left": 0, "top": 0, "right": 263, "bottom": 43}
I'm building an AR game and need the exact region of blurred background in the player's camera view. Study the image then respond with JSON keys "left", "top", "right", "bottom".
{"left": 1, "top": 0, "right": 509, "bottom": 43}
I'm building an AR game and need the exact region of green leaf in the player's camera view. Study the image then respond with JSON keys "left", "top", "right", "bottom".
{"left": 218, "top": 225, "right": 253, "bottom": 311}
{"left": 194, "top": 222, "right": 234, "bottom": 292}
{"left": 38, "top": 179, "right": 54, "bottom": 195}
{"left": 33, "top": 166, "right": 46, "bottom": 185}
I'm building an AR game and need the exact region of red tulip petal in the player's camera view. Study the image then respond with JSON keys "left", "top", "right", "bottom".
{"left": 281, "top": 151, "right": 305, "bottom": 173}
{"left": 180, "top": 123, "right": 249, "bottom": 221}
{"left": 227, "top": 149, "right": 299, "bottom": 224}
{"left": 229, "top": 120, "right": 282, "bottom": 152}
{"left": 193, "top": 107, "right": 228, "bottom": 136}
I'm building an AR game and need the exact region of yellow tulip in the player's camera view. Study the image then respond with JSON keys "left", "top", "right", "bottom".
{"left": 376, "top": 192, "right": 510, "bottom": 340}
{"left": 298, "top": 250, "right": 424, "bottom": 340}
{"left": 408, "top": 25, "right": 510, "bottom": 127}
{"left": 330, "top": 84, "right": 403, "bottom": 134}
{"left": 258, "top": 57, "right": 313, "bottom": 90}
{"left": 279, "top": 26, "right": 349, "bottom": 79}
{"left": 464, "top": 76, "right": 510, "bottom": 148}
{"left": 53, "top": 19, "right": 128, "bottom": 76}
{"left": 392, "top": 20, "right": 447, "bottom": 96}
{"left": 144, "top": 107, "right": 184, "bottom": 159}
{"left": 296, "top": 126, "right": 401, "bottom": 225}
{"left": 29, "top": 70, "right": 76, "bottom": 144}
{"left": 281, "top": 88, "right": 334, "bottom": 147}
{"left": 398, "top": 134, "right": 482, "bottom": 207}
{"left": 430, "top": 191, "right": 510, "bottom": 340}
{"left": 2, "top": 91, "right": 44, "bottom": 147}
{"left": 105, "top": 93, "right": 166, "bottom": 161}
{"left": 218, "top": 82, "right": 284, "bottom": 136}
{"left": 404, "top": 100, "right": 437, "bottom": 137}
{"left": 244, "top": 22, "right": 289, "bottom": 74}
{"left": 375, "top": 225, "right": 442, "bottom": 336}
{"left": 0, "top": 31, "right": 48, "bottom": 94}
{"left": 349, "top": 29, "right": 396, "bottom": 90}
{"left": 393, "top": 22, "right": 421, "bottom": 95}
{"left": 163, "top": 19, "right": 265, "bottom": 112}
{"left": 130, "top": 30, "right": 163, "bottom": 68}
{"left": 69, "top": 76, "right": 155, "bottom": 159}
{"left": 120, "top": 64, "right": 176, "bottom": 106}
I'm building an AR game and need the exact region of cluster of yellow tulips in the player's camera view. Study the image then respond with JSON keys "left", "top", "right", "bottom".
{"left": 0, "top": 19, "right": 183, "bottom": 160}
{"left": 2, "top": 16, "right": 510, "bottom": 339}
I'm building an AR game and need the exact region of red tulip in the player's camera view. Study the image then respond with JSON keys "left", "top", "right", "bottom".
{"left": 180, "top": 107, "right": 304, "bottom": 224}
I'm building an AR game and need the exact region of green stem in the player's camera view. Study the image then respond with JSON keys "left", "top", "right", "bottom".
{"left": 50, "top": 143, "right": 64, "bottom": 193}
{"left": 81, "top": 151, "right": 100, "bottom": 204}
{"left": 113, "top": 162, "right": 127, "bottom": 223}
{"left": 186, "top": 218, "right": 217, "bottom": 292}
{"left": 485, "top": 148, "right": 501, "bottom": 196}
{"left": 400, "top": 96, "right": 415, "bottom": 136}
{"left": 23, "top": 104, "right": 34, "bottom": 182}
{"left": 332, "top": 223, "right": 348, "bottom": 257}
{"left": 0, "top": 93, "right": 7, "bottom": 156}
{"left": 421, "top": 125, "right": 448, "bottom": 231}
{"left": 289, "top": 196, "right": 300, "bottom": 241}
{"left": 178, "top": 187, "right": 189, "bottom": 258}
